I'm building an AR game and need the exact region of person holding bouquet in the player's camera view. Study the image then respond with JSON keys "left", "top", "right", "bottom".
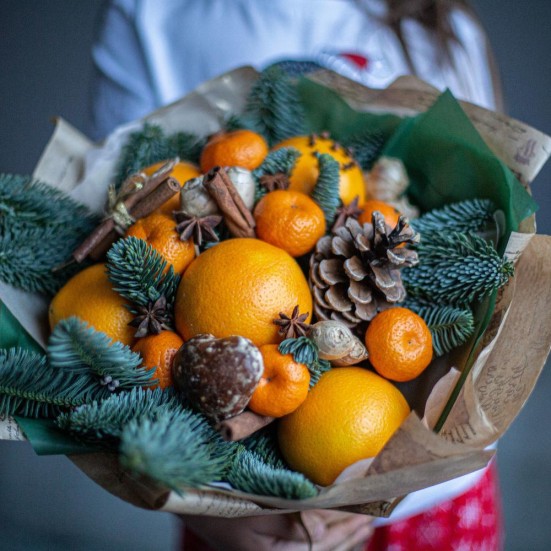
{"left": 90, "top": 1, "right": 504, "bottom": 549}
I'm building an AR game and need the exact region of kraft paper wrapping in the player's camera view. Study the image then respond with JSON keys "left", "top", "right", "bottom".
{"left": 2, "top": 67, "right": 550, "bottom": 518}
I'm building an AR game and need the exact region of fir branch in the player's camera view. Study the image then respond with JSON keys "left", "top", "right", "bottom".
{"left": 252, "top": 147, "right": 300, "bottom": 201}
{"left": 165, "top": 131, "right": 205, "bottom": 165}
{"left": 241, "top": 426, "right": 287, "bottom": 469}
{"left": 403, "top": 298, "right": 475, "bottom": 357}
{"left": 55, "top": 387, "right": 181, "bottom": 445}
{"left": 240, "top": 66, "right": 308, "bottom": 146}
{"left": 402, "top": 231, "right": 514, "bottom": 306}
{"left": 311, "top": 153, "right": 340, "bottom": 228}
{"left": 279, "top": 337, "right": 331, "bottom": 388}
{"left": 227, "top": 448, "right": 318, "bottom": 499}
{"left": 48, "top": 317, "right": 156, "bottom": 391}
{"left": 341, "top": 129, "right": 385, "bottom": 170}
{"left": 0, "top": 348, "right": 90, "bottom": 418}
{"left": 411, "top": 199, "right": 496, "bottom": 234}
{"left": 106, "top": 237, "right": 180, "bottom": 312}
{"left": 119, "top": 407, "right": 236, "bottom": 491}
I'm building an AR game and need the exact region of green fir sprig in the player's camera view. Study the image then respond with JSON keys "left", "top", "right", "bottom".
{"left": 0, "top": 174, "right": 98, "bottom": 294}
{"left": 311, "top": 153, "right": 341, "bottom": 228}
{"left": 239, "top": 66, "right": 308, "bottom": 146}
{"left": 227, "top": 448, "right": 318, "bottom": 499}
{"left": 402, "top": 231, "right": 514, "bottom": 306}
{"left": 241, "top": 426, "right": 287, "bottom": 469}
{"left": 279, "top": 337, "right": 332, "bottom": 388}
{"left": 119, "top": 407, "right": 236, "bottom": 491}
{"left": 403, "top": 299, "right": 475, "bottom": 357}
{"left": 411, "top": 199, "right": 496, "bottom": 234}
{"left": 0, "top": 348, "right": 89, "bottom": 418}
{"left": 55, "top": 387, "right": 182, "bottom": 445}
{"left": 341, "top": 129, "right": 385, "bottom": 170}
{"left": 252, "top": 147, "right": 300, "bottom": 200}
{"left": 48, "top": 317, "right": 156, "bottom": 391}
{"left": 106, "top": 237, "right": 180, "bottom": 312}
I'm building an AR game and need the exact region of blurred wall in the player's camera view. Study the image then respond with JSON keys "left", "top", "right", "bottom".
{"left": 1, "top": 2, "right": 550, "bottom": 550}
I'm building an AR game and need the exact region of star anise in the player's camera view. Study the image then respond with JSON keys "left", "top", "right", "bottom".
{"left": 174, "top": 212, "right": 222, "bottom": 246}
{"left": 259, "top": 172, "right": 290, "bottom": 192}
{"left": 129, "top": 295, "right": 171, "bottom": 338}
{"left": 273, "top": 305, "right": 311, "bottom": 339}
{"left": 331, "top": 196, "right": 364, "bottom": 232}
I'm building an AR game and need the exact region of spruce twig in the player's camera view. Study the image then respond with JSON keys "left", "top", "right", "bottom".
{"left": 279, "top": 337, "right": 331, "bottom": 388}
{"left": 404, "top": 298, "right": 475, "bottom": 357}
{"left": 119, "top": 407, "right": 236, "bottom": 491}
{"left": 227, "top": 448, "right": 318, "bottom": 499}
{"left": 106, "top": 237, "right": 180, "bottom": 312}
{"left": 410, "top": 199, "right": 496, "bottom": 234}
{"left": 48, "top": 317, "right": 156, "bottom": 392}
{"left": 311, "top": 153, "right": 341, "bottom": 229}
{"left": 252, "top": 147, "right": 300, "bottom": 201}
{"left": 402, "top": 231, "right": 514, "bottom": 305}
{"left": 341, "top": 129, "right": 385, "bottom": 170}
{"left": 241, "top": 426, "right": 287, "bottom": 469}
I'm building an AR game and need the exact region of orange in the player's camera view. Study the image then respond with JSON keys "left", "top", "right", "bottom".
{"left": 125, "top": 212, "right": 195, "bottom": 274}
{"left": 248, "top": 344, "right": 310, "bottom": 417}
{"left": 143, "top": 160, "right": 201, "bottom": 214}
{"left": 358, "top": 199, "right": 401, "bottom": 228}
{"left": 365, "top": 307, "right": 433, "bottom": 382}
{"left": 199, "top": 129, "right": 268, "bottom": 173}
{"left": 253, "top": 190, "right": 326, "bottom": 257}
{"left": 278, "top": 367, "right": 410, "bottom": 486}
{"left": 272, "top": 134, "right": 365, "bottom": 206}
{"left": 174, "top": 238, "right": 312, "bottom": 347}
{"left": 49, "top": 263, "right": 135, "bottom": 346}
{"left": 131, "top": 330, "right": 184, "bottom": 389}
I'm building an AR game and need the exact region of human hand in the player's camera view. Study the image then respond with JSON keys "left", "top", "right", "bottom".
{"left": 181, "top": 509, "right": 373, "bottom": 551}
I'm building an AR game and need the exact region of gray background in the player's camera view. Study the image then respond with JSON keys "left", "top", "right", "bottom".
{"left": 1, "top": 1, "right": 550, "bottom": 550}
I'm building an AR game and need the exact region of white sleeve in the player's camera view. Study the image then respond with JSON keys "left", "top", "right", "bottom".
{"left": 88, "top": 0, "right": 157, "bottom": 140}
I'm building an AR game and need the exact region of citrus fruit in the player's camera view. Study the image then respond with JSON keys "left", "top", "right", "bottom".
{"left": 200, "top": 129, "right": 269, "bottom": 173}
{"left": 248, "top": 344, "right": 310, "bottom": 417}
{"left": 272, "top": 134, "right": 365, "bottom": 205}
{"left": 131, "top": 330, "right": 184, "bottom": 389}
{"left": 49, "top": 263, "right": 135, "bottom": 346}
{"left": 125, "top": 212, "right": 195, "bottom": 274}
{"left": 365, "top": 307, "right": 433, "bottom": 382}
{"left": 143, "top": 160, "right": 201, "bottom": 214}
{"left": 253, "top": 190, "right": 326, "bottom": 257}
{"left": 358, "top": 199, "right": 401, "bottom": 228}
{"left": 278, "top": 367, "right": 410, "bottom": 486}
{"left": 174, "top": 238, "right": 312, "bottom": 347}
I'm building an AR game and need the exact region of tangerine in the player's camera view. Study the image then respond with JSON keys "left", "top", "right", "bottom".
{"left": 248, "top": 344, "right": 310, "bottom": 417}
{"left": 365, "top": 307, "right": 433, "bottom": 382}
{"left": 49, "top": 263, "right": 135, "bottom": 346}
{"left": 272, "top": 134, "right": 365, "bottom": 205}
{"left": 200, "top": 129, "right": 268, "bottom": 173}
{"left": 131, "top": 330, "right": 184, "bottom": 389}
{"left": 358, "top": 199, "right": 401, "bottom": 228}
{"left": 253, "top": 190, "right": 326, "bottom": 257}
{"left": 125, "top": 212, "right": 195, "bottom": 274}
{"left": 278, "top": 367, "right": 410, "bottom": 486}
{"left": 143, "top": 160, "right": 201, "bottom": 215}
{"left": 174, "top": 238, "right": 312, "bottom": 347}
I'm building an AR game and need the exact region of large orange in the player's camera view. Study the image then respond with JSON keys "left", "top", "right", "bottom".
{"left": 365, "top": 307, "right": 433, "bottom": 382}
{"left": 143, "top": 160, "right": 201, "bottom": 214}
{"left": 125, "top": 212, "right": 195, "bottom": 274}
{"left": 199, "top": 129, "right": 268, "bottom": 173}
{"left": 174, "top": 238, "right": 312, "bottom": 347}
{"left": 132, "top": 330, "right": 184, "bottom": 389}
{"left": 278, "top": 367, "right": 410, "bottom": 486}
{"left": 248, "top": 344, "right": 310, "bottom": 417}
{"left": 272, "top": 135, "right": 365, "bottom": 206}
{"left": 49, "top": 263, "right": 135, "bottom": 346}
{"left": 253, "top": 190, "right": 326, "bottom": 257}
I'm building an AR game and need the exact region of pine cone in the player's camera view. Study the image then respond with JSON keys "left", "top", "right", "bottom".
{"left": 309, "top": 213, "right": 419, "bottom": 330}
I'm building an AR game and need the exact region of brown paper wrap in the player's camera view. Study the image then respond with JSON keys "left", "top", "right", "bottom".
{"left": 2, "top": 67, "right": 550, "bottom": 518}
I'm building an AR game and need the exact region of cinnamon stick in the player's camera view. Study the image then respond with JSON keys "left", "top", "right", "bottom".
{"left": 216, "top": 411, "right": 275, "bottom": 441}
{"left": 129, "top": 177, "right": 180, "bottom": 219}
{"left": 204, "top": 167, "right": 256, "bottom": 238}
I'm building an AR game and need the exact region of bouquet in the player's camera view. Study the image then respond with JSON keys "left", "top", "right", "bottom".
{"left": 1, "top": 66, "right": 551, "bottom": 518}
